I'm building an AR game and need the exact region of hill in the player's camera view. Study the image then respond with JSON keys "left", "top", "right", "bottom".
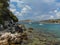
{"left": 40, "top": 19, "right": 60, "bottom": 23}
{"left": 19, "top": 20, "right": 32, "bottom": 22}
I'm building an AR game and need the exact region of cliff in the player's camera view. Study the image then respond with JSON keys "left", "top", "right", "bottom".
{"left": 0, "top": 0, "right": 18, "bottom": 25}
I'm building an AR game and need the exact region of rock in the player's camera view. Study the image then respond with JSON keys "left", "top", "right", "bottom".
{"left": 0, "top": 39, "right": 9, "bottom": 45}
{"left": 28, "top": 28, "right": 34, "bottom": 33}
{"left": 21, "top": 32, "right": 28, "bottom": 40}
{"left": 15, "top": 25, "right": 23, "bottom": 33}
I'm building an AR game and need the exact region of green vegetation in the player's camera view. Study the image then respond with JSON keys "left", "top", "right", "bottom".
{"left": 40, "top": 19, "right": 60, "bottom": 23}
{"left": 0, "top": 0, "right": 18, "bottom": 24}
{"left": 9, "top": 11, "right": 18, "bottom": 22}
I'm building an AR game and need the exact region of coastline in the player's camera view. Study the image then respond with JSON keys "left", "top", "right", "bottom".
{"left": 0, "top": 24, "right": 60, "bottom": 45}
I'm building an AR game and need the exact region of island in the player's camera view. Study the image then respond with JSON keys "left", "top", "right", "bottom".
{"left": 39, "top": 19, "right": 60, "bottom": 24}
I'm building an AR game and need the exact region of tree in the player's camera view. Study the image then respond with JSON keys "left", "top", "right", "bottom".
{"left": 0, "top": 0, "right": 18, "bottom": 24}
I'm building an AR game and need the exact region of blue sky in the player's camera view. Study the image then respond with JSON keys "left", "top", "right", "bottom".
{"left": 10, "top": 0, "right": 60, "bottom": 21}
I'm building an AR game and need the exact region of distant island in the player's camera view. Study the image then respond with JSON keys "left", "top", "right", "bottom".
{"left": 19, "top": 20, "right": 32, "bottom": 22}
{"left": 19, "top": 19, "right": 60, "bottom": 24}
{"left": 40, "top": 19, "right": 60, "bottom": 24}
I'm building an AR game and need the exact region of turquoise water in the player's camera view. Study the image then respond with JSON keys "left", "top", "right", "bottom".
{"left": 19, "top": 22, "right": 60, "bottom": 38}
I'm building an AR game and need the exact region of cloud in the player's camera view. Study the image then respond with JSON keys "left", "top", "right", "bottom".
{"left": 49, "top": 15, "right": 54, "bottom": 19}
{"left": 33, "top": 14, "right": 54, "bottom": 20}
{"left": 42, "top": 0, "right": 55, "bottom": 3}
{"left": 10, "top": 0, "right": 19, "bottom": 2}
{"left": 56, "top": 11, "right": 60, "bottom": 18}
{"left": 14, "top": 11, "right": 20, "bottom": 16}
{"left": 10, "top": 0, "right": 60, "bottom": 20}
{"left": 10, "top": 0, "right": 25, "bottom": 8}
{"left": 10, "top": 0, "right": 32, "bottom": 17}
{"left": 17, "top": 2, "right": 25, "bottom": 8}
{"left": 49, "top": 8, "right": 60, "bottom": 18}
{"left": 10, "top": 3, "right": 16, "bottom": 9}
{"left": 14, "top": 5, "right": 32, "bottom": 17}
{"left": 55, "top": 1, "right": 60, "bottom": 8}
{"left": 14, "top": 5, "right": 31, "bottom": 16}
{"left": 22, "top": 0, "right": 55, "bottom": 5}
{"left": 10, "top": 8, "right": 16, "bottom": 12}
{"left": 18, "top": 5, "right": 32, "bottom": 17}
{"left": 21, "top": 5, "right": 32, "bottom": 13}
{"left": 54, "top": 10, "right": 58, "bottom": 13}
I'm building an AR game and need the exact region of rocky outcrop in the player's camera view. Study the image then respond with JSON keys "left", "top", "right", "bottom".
{"left": 0, "top": 30, "right": 28, "bottom": 45}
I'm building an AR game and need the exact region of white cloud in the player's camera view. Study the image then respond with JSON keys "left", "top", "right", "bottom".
{"left": 10, "top": 8, "right": 16, "bottom": 12}
{"left": 18, "top": 1, "right": 24, "bottom": 3}
{"left": 16, "top": 0, "right": 25, "bottom": 8}
{"left": 10, "top": 4, "right": 16, "bottom": 9}
{"left": 56, "top": 11, "right": 60, "bottom": 18}
{"left": 10, "top": 0, "right": 59, "bottom": 20}
{"left": 10, "top": 0, "right": 19, "bottom": 2}
{"left": 49, "top": 8, "right": 60, "bottom": 19}
{"left": 21, "top": 5, "right": 32, "bottom": 13}
{"left": 49, "top": 11, "right": 53, "bottom": 14}
{"left": 13, "top": 5, "right": 32, "bottom": 17}
{"left": 19, "top": 5, "right": 32, "bottom": 16}
{"left": 54, "top": 8, "right": 59, "bottom": 13}
{"left": 56, "top": 3, "right": 60, "bottom": 7}
{"left": 10, "top": 0, "right": 24, "bottom": 4}
{"left": 14, "top": 11, "right": 23, "bottom": 16}
{"left": 49, "top": 15, "right": 54, "bottom": 19}
{"left": 49, "top": 8, "right": 59, "bottom": 14}
{"left": 54, "top": 9, "right": 58, "bottom": 13}
{"left": 35, "top": 15, "right": 48, "bottom": 20}
{"left": 35, "top": 14, "right": 54, "bottom": 20}
{"left": 15, "top": 11, "right": 20, "bottom": 15}
{"left": 10, "top": 0, "right": 32, "bottom": 17}
{"left": 10, "top": 0, "right": 25, "bottom": 8}
{"left": 34, "top": 13, "right": 39, "bottom": 16}
{"left": 49, "top": 8, "right": 60, "bottom": 18}
{"left": 42, "top": 0, "right": 55, "bottom": 4}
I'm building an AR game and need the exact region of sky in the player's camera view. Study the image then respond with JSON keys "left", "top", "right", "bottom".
{"left": 10, "top": 0, "right": 60, "bottom": 21}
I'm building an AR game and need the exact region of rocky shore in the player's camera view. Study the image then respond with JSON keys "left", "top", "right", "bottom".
{"left": 0, "top": 24, "right": 60, "bottom": 45}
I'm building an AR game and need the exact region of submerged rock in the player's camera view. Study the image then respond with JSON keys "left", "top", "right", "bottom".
{"left": 28, "top": 28, "right": 34, "bottom": 33}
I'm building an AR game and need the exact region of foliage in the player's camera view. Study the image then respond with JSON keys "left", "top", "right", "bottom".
{"left": 9, "top": 11, "right": 18, "bottom": 22}
{"left": 0, "top": 0, "right": 18, "bottom": 24}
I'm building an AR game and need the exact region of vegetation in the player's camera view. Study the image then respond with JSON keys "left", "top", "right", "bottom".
{"left": 0, "top": 0, "right": 18, "bottom": 24}
{"left": 9, "top": 11, "right": 18, "bottom": 22}
{"left": 40, "top": 19, "right": 60, "bottom": 23}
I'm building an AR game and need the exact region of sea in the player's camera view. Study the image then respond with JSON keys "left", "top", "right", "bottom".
{"left": 18, "top": 22, "right": 60, "bottom": 38}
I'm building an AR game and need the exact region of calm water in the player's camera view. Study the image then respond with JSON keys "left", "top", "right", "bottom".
{"left": 19, "top": 22, "right": 60, "bottom": 38}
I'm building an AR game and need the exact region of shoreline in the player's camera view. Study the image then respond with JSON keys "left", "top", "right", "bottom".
{"left": 0, "top": 24, "right": 60, "bottom": 45}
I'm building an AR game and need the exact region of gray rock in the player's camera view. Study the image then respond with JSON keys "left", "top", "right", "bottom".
{"left": 0, "top": 24, "right": 3, "bottom": 30}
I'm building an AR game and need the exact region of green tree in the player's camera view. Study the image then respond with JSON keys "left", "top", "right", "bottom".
{"left": 0, "top": 0, "right": 18, "bottom": 24}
